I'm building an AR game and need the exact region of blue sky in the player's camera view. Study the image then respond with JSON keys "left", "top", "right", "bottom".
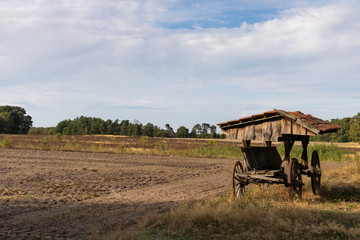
{"left": 1, "top": 0, "right": 360, "bottom": 131}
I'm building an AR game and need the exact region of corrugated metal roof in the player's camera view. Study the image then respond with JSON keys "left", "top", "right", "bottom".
{"left": 217, "top": 109, "right": 341, "bottom": 134}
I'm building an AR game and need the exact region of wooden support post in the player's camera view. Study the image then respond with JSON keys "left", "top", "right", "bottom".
{"left": 301, "top": 136, "right": 310, "bottom": 163}
{"left": 283, "top": 135, "right": 295, "bottom": 162}
{"left": 242, "top": 140, "right": 251, "bottom": 149}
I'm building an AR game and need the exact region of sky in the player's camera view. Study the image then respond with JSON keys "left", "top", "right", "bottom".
{"left": 1, "top": 0, "right": 360, "bottom": 131}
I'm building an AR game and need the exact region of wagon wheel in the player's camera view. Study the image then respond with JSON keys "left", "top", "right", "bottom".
{"left": 232, "top": 161, "right": 246, "bottom": 198}
{"left": 287, "top": 158, "right": 303, "bottom": 198}
{"left": 311, "top": 150, "right": 321, "bottom": 195}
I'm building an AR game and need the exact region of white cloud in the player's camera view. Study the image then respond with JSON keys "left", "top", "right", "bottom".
{"left": 0, "top": 0, "right": 360, "bottom": 128}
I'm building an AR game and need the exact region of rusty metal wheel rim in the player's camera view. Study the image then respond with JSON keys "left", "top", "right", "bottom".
{"left": 232, "top": 161, "right": 245, "bottom": 198}
{"left": 311, "top": 150, "right": 321, "bottom": 195}
{"left": 288, "top": 158, "right": 303, "bottom": 198}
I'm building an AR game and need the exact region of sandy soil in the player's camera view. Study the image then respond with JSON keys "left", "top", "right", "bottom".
{"left": 0, "top": 149, "right": 234, "bottom": 239}
{"left": 0, "top": 149, "right": 349, "bottom": 239}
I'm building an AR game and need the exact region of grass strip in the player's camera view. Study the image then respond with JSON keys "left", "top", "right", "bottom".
{"left": 1, "top": 135, "right": 359, "bottom": 161}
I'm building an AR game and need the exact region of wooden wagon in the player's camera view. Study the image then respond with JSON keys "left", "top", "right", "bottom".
{"left": 217, "top": 109, "right": 341, "bottom": 197}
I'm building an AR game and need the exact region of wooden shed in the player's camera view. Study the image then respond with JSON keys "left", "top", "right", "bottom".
{"left": 217, "top": 109, "right": 341, "bottom": 142}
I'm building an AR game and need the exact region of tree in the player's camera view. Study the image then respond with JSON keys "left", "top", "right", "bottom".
{"left": 210, "top": 125, "right": 217, "bottom": 138}
{"left": 120, "top": 120, "right": 129, "bottom": 135}
{"left": 128, "top": 123, "right": 142, "bottom": 136}
{"left": 154, "top": 126, "right": 168, "bottom": 137}
{"left": 189, "top": 129, "right": 197, "bottom": 138}
{"left": 90, "top": 119, "right": 102, "bottom": 134}
{"left": 112, "top": 119, "right": 121, "bottom": 135}
{"left": 330, "top": 117, "right": 352, "bottom": 142}
{"left": 350, "top": 113, "right": 360, "bottom": 142}
{"left": 176, "top": 126, "right": 189, "bottom": 138}
{"left": 0, "top": 105, "right": 32, "bottom": 134}
{"left": 56, "top": 119, "right": 71, "bottom": 134}
{"left": 77, "top": 116, "right": 89, "bottom": 134}
{"left": 0, "top": 113, "right": 9, "bottom": 133}
{"left": 143, "top": 123, "right": 155, "bottom": 137}
{"left": 105, "top": 119, "right": 113, "bottom": 134}
{"left": 100, "top": 121, "right": 107, "bottom": 134}
{"left": 311, "top": 114, "right": 360, "bottom": 143}
{"left": 201, "top": 123, "right": 210, "bottom": 137}
{"left": 165, "top": 123, "right": 175, "bottom": 137}
{"left": 192, "top": 124, "right": 202, "bottom": 137}
{"left": 63, "top": 127, "right": 71, "bottom": 135}
{"left": 350, "top": 121, "right": 360, "bottom": 142}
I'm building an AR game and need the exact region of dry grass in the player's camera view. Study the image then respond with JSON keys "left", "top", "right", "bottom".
{"left": 114, "top": 162, "right": 360, "bottom": 240}
{"left": 0, "top": 135, "right": 244, "bottom": 159}
{"left": 2, "top": 134, "right": 360, "bottom": 161}
{"left": 311, "top": 142, "right": 360, "bottom": 149}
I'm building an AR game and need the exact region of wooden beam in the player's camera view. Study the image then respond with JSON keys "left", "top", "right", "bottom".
{"left": 221, "top": 115, "right": 282, "bottom": 130}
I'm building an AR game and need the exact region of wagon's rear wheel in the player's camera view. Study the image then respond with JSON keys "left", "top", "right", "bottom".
{"left": 232, "top": 161, "right": 246, "bottom": 198}
{"left": 311, "top": 150, "right": 321, "bottom": 195}
{"left": 287, "top": 158, "right": 303, "bottom": 198}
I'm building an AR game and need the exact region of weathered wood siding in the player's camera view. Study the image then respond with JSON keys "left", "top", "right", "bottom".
{"left": 222, "top": 118, "right": 316, "bottom": 141}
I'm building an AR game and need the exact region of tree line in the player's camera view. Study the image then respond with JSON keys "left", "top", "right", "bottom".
{"left": 28, "top": 116, "right": 224, "bottom": 139}
{"left": 311, "top": 113, "right": 360, "bottom": 142}
{"left": 2, "top": 105, "right": 360, "bottom": 142}
{"left": 29, "top": 112, "right": 360, "bottom": 141}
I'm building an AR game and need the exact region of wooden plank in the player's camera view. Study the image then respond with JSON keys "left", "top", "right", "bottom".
{"left": 237, "top": 174, "right": 285, "bottom": 183}
{"left": 271, "top": 120, "right": 282, "bottom": 141}
{"left": 263, "top": 121, "right": 272, "bottom": 141}
{"left": 247, "top": 169, "right": 280, "bottom": 175}
{"left": 255, "top": 124, "right": 263, "bottom": 141}
{"left": 293, "top": 122, "right": 301, "bottom": 135}
{"left": 237, "top": 128, "right": 245, "bottom": 140}
{"left": 225, "top": 128, "right": 236, "bottom": 139}
{"left": 244, "top": 124, "right": 255, "bottom": 140}
{"left": 281, "top": 119, "right": 291, "bottom": 135}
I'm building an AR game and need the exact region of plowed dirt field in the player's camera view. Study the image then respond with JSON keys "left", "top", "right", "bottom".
{"left": 0, "top": 149, "right": 234, "bottom": 239}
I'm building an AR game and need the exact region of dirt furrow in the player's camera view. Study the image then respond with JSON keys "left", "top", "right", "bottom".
{"left": 0, "top": 149, "right": 234, "bottom": 239}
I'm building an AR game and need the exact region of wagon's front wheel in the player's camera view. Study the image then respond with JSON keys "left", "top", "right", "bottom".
{"left": 232, "top": 161, "right": 246, "bottom": 198}
{"left": 311, "top": 150, "right": 321, "bottom": 195}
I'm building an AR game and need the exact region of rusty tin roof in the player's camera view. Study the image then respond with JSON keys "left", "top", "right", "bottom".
{"left": 217, "top": 109, "right": 341, "bottom": 135}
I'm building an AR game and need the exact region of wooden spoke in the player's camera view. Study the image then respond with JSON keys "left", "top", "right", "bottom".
{"left": 287, "top": 158, "right": 303, "bottom": 198}
{"left": 232, "top": 161, "right": 246, "bottom": 198}
{"left": 311, "top": 150, "right": 321, "bottom": 195}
